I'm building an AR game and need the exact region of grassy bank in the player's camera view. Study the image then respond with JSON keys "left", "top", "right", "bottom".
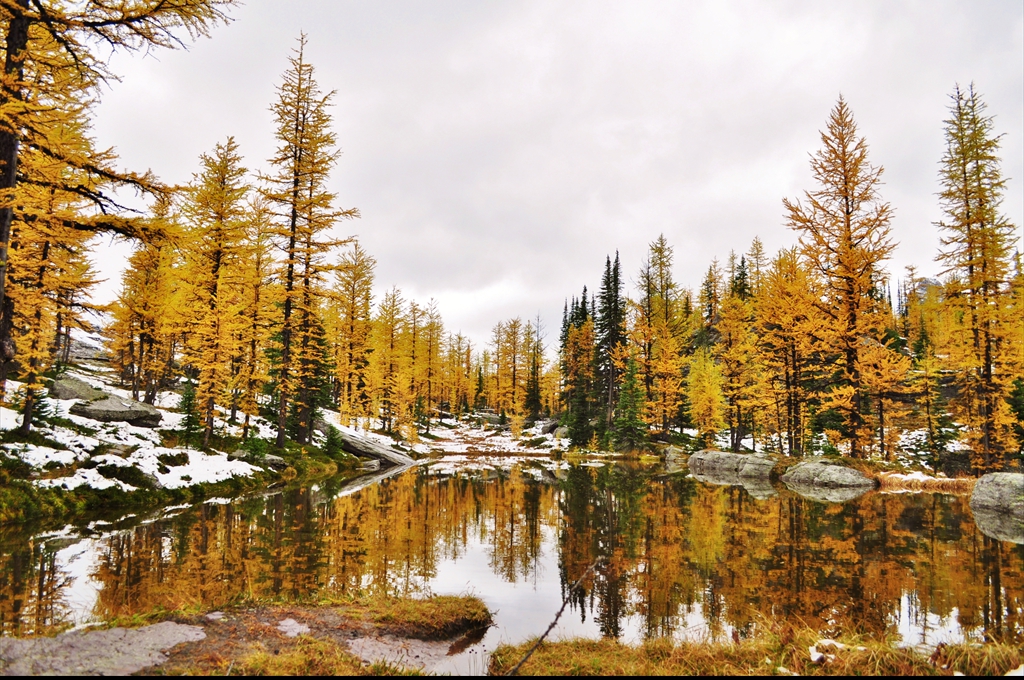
{"left": 132, "top": 594, "right": 492, "bottom": 676}
{"left": 488, "top": 631, "right": 1023, "bottom": 676}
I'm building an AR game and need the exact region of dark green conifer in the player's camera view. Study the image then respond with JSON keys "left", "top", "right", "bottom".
{"left": 596, "top": 252, "right": 626, "bottom": 431}
{"left": 613, "top": 358, "right": 648, "bottom": 452}
{"left": 180, "top": 379, "right": 201, "bottom": 448}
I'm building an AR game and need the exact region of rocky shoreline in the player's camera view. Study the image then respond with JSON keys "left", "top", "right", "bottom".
{"left": 681, "top": 448, "right": 1023, "bottom": 543}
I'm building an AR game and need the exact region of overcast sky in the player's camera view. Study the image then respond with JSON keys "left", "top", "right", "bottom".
{"left": 90, "top": 0, "right": 1024, "bottom": 349}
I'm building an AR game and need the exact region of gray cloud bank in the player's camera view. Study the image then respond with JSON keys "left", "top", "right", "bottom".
{"left": 91, "top": 0, "right": 1023, "bottom": 347}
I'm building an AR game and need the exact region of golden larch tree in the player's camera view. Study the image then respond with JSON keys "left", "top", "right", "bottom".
{"left": 262, "top": 35, "right": 356, "bottom": 446}
{"left": 784, "top": 96, "right": 895, "bottom": 458}
{"left": 934, "top": 84, "right": 1020, "bottom": 470}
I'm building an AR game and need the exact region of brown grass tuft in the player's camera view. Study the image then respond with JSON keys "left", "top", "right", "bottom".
{"left": 368, "top": 594, "right": 492, "bottom": 639}
{"left": 219, "top": 636, "right": 421, "bottom": 676}
{"left": 489, "top": 628, "right": 1022, "bottom": 676}
{"left": 876, "top": 472, "right": 975, "bottom": 495}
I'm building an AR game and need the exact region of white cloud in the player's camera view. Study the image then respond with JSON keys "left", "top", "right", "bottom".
{"left": 89, "top": 0, "right": 1024, "bottom": 346}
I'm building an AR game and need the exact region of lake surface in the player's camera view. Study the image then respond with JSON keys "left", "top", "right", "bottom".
{"left": 1, "top": 457, "right": 1021, "bottom": 674}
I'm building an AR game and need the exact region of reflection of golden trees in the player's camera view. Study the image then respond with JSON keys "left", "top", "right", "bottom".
{"left": 1, "top": 467, "right": 1021, "bottom": 644}
{"left": 0, "top": 543, "right": 69, "bottom": 637}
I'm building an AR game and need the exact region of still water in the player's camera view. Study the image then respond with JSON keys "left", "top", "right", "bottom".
{"left": 1, "top": 458, "right": 1021, "bottom": 673}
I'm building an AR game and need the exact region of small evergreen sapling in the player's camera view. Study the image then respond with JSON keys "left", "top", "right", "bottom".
{"left": 179, "top": 379, "right": 201, "bottom": 448}
{"left": 613, "top": 358, "right": 648, "bottom": 452}
{"left": 323, "top": 425, "right": 344, "bottom": 460}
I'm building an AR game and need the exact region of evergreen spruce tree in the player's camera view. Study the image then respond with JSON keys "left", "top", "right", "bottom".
{"left": 613, "top": 357, "right": 647, "bottom": 452}
{"left": 179, "top": 379, "right": 201, "bottom": 448}
{"left": 596, "top": 253, "right": 626, "bottom": 431}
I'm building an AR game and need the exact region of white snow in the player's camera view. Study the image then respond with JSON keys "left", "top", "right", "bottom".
{"left": 0, "top": 405, "right": 22, "bottom": 431}
{"left": 36, "top": 467, "right": 137, "bottom": 492}
{"left": 8, "top": 444, "right": 77, "bottom": 468}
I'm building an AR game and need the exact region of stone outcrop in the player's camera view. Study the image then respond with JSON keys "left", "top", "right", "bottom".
{"left": 540, "top": 420, "right": 559, "bottom": 435}
{"left": 688, "top": 449, "right": 776, "bottom": 480}
{"left": 969, "top": 473, "right": 1024, "bottom": 544}
{"left": 336, "top": 429, "right": 415, "bottom": 467}
{"left": 779, "top": 459, "right": 877, "bottom": 504}
{"left": 227, "top": 451, "right": 288, "bottom": 470}
{"left": 686, "top": 449, "right": 778, "bottom": 499}
{"left": 70, "top": 396, "right": 162, "bottom": 428}
{"left": 49, "top": 376, "right": 106, "bottom": 402}
{"left": 970, "top": 472, "right": 1024, "bottom": 516}
{"left": 662, "top": 445, "right": 688, "bottom": 474}
{"left": 0, "top": 621, "right": 205, "bottom": 675}
{"left": 971, "top": 506, "right": 1024, "bottom": 544}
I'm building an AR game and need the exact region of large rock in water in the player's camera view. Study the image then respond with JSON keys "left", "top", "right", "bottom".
{"left": 780, "top": 459, "right": 877, "bottom": 504}
{"left": 970, "top": 473, "right": 1024, "bottom": 544}
{"left": 70, "top": 396, "right": 162, "bottom": 428}
{"left": 49, "top": 376, "right": 106, "bottom": 402}
{"left": 336, "top": 428, "right": 415, "bottom": 467}
{"left": 687, "top": 450, "right": 777, "bottom": 499}
{"left": 688, "top": 449, "right": 776, "bottom": 480}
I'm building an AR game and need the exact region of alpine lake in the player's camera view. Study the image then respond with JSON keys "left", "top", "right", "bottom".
{"left": 1, "top": 454, "right": 1021, "bottom": 675}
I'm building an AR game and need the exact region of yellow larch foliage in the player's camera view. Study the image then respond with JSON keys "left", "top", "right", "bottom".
{"left": 784, "top": 97, "right": 895, "bottom": 458}
{"left": 716, "top": 291, "right": 762, "bottom": 451}
{"left": 756, "top": 249, "right": 827, "bottom": 456}
{"left": 934, "top": 85, "right": 1020, "bottom": 469}
{"left": 180, "top": 137, "right": 249, "bottom": 448}
{"left": 4, "top": 114, "right": 102, "bottom": 430}
{"left": 233, "top": 196, "right": 279, "bottom": 440}
{"left": 328, "top": 241, "right": 375, "bottom": 426}
{"left": 366, "top": 286, "right": 411, "bottom": 434}
{"left": 646, "top": 322, "right": 683, "bottom": 434}
{"left": 687, "top": 348, "right": 726, "bottom": 448}
{"left": 261, "top": 34, "right": 356, "bottom": 446}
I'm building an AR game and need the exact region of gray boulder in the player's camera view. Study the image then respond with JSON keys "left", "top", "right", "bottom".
{"left": 687, "top": 450, "right": 777, "bottom": 499}
{"left": 970, "top": 472, "right": 1024, "bottom": 516}
{"left": 49, "top": 376, "right": 106, "bottom": 402}
{"left": 70, "top": 396, "right": 162, "bottom": 428}
{"left": 971, "top": 506, "right": 1024, "bottom": 544}
{"left": 0, "top": 621, "right": 204, "bottom": 676}
{"left": 688, "top": 449, "right": 776, "bottom": 481}
{"left": 663, "top": 445, "right": 688, "bottom": 474}
{"left": 263, "top": 453, "right": 288, "bottom": 470}
{"left": 780, "top": 459, "right": 877, "bottom": 504}
{"left": 553, "top": 426, "right": 570, "bottom": 440}
{"left": 227, "top": 451, "right": 288, "bottom": 470}
{"left": 969, "top": 473, "right": 1024, "bottom": 543}
{"left": 540, "top": 420, "right": 559, "bottom": 435}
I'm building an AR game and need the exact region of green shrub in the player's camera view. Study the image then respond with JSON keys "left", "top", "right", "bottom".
{"left": 323, "top": 425, "right": 344, "bottom": 460}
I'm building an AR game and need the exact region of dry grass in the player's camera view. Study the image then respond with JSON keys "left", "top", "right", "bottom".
{"left": 132, "top": 595, "right": 491, "bottom": 675}
{"left": 366, "top": 594, "right": 491, "bottom": 639}
{"left": 488, "top": 628, "right": 1023, "bottom": 676}
{"left": 218, "top": 636, "right": 420, "bottom": 676}
{"left": 876, "top": 472, "right": 976, "bottom": 495}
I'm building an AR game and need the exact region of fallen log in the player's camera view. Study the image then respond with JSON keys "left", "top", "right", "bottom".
{"left": 336, "top": 429, "right": 416, "bottom": 467}
{"left": 335, "top": 463, "right": 415, "bottom": 498}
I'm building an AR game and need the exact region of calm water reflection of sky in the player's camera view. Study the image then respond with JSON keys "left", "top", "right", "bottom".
{"left": 5, "top": 462, "right": 1021, "bottom": 676}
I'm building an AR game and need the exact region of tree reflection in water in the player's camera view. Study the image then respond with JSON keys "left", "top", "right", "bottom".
{"left": 1, "top": 462, "right": 1021, "bottom": 646}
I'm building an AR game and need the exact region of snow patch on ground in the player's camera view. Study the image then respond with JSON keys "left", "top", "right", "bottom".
{"left": 0, "top": 405, "right": 24, "bottom": 431}
{"left": 8, "top": 444, "right": 79, "bottom": 468}
{"left": 36, "top": 467, "right": 137, "bottom": 492}
{"left": 1, "top": 371, "right": 263, "bottom": 493}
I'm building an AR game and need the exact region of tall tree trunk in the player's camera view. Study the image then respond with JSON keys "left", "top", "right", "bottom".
{"left": 0, "top": 4, "right": 30, "bottom": 368}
